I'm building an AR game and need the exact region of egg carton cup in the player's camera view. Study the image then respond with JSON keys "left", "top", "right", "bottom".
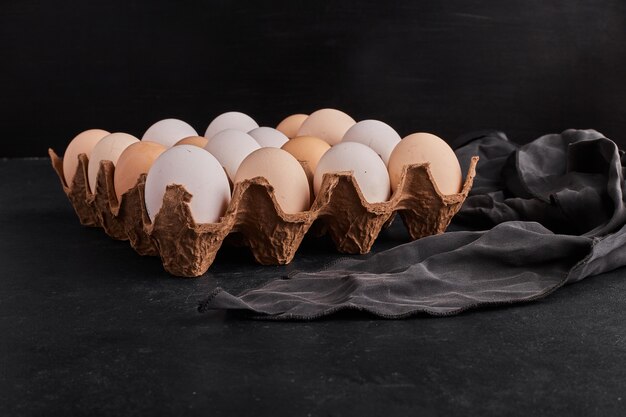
{"left": 49, "top": 148, "right": 478, "bottom": 277}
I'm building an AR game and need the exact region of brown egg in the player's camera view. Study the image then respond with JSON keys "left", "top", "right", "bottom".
{"left": 114, "top": 141, "right": 166, "bottom": 202}
{"left": 174, "top": 135, "right": 209, "bottom": 148}
{"left": 235, "top": 148, "right": 310, "bottom": 214}
{"left": 276, "top": 114, "right": 308, "bottom": 138}
{"left": 281, "top": 136, "right": 331, "bottom": 185}
{"left": 296, "top": 108, "right": 355, "bottom": 145}
{"left": 388, "top": 133, "right": 462, "bottom": 195}
{"left": 62, "top": 129, "right": 110, "bottom": 186}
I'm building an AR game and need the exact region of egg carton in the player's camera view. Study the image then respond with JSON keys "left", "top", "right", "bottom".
{"left": 49, "top": 148, "right": 478, "bottom": 277}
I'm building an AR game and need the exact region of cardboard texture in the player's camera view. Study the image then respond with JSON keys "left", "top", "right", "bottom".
{"left": 49, "top": 148, "right": 478, "bottom": 277}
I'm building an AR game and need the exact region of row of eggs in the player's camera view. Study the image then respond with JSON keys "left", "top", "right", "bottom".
{"left": 62, "top": 109, "right": 462, "bottom": 224}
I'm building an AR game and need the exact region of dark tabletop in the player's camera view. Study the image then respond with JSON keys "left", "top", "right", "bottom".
{"left": 1, "top": 158, "right": 625, "bottom": 416}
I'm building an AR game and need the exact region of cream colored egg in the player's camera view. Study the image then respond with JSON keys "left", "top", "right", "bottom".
{"left": 342, "top": 119, "right": 401, "bottom": 166}
{"left": 144, "top": 145, "right": 231, "bottom": 224}
{"left": 88, "top": 133, "right": 140, "bottom": 194}
{"left": 62, "top": 129, "right": 110, "bottom": 186}
{"left": 114, "top": 141, "right": 166, "bottom": 202}
{"left": 296, "top": 108, "right": 356, "bottom": 146}
{"left": 204, "top": 111, "right": 259, "bottom": 139}
{"left": 204, "top": 129, "right": 261, "bottom": 181}
{"left": 235, "top": 148, "right": 310, "bottom": 214}
{"left": 276, "top": 114, "right": 308, "bottom": 138}
{"left": 248, "top": 127, "right": 289, "bottom": 148}
{"left": 142, "top": 119, "right": 198, "bottom": 148}
{"left": 281, "top": 136, "right": 331, "bottom": 185}
{"left": 388, "top": 132, "right": 462, "bottom": 195}
{"left": 314, "top": 142, "right": 390, "bottom": 203}
{"left": 174, "top": 136, "right": 209, "bottom": 148}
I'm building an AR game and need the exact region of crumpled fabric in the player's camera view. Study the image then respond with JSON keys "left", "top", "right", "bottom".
{"left": 198, "top": 129, "right": 626, "bottom": 319}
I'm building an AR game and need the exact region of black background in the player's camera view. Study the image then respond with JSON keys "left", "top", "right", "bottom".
{"left": 2, "top": 0, "right": 626, "bottom": 157}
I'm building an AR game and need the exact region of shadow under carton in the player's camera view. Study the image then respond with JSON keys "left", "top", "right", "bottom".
{"left": 49, "top": 148, "right": 478, "bottom": 277}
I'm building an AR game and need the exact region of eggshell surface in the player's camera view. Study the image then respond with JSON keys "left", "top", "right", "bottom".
{"left": 174, "top": 136, "right": 209, "bottom": 148}
{"left": 281, "top": 136, "right": 331, "bottom": 185}
{"left": 235, "top": 148, "right": 310, "bottom": 214}
{"left": 276, "top": 114, "right": 308, "bottom": 138}
{"left": 204, "top": 129, "right": 261, "bottom": 181}
{"left": 204, "top": 111, "right": 259, "bottom": 139}
{"left": 296, "top": 108, "right": 356, "bottom": 146}
{"left": 114, "top": 141, "right": 166, "bottom": 202}
{"left": 248, "top": 127, "right": 289, "bottom": 148}
{"left": 88, "top": 133, "right": 139, "bottom": 194}
{"left": 144, "top": 145, "right": 231, "bottom": 224}
{"left": 63, "top": 129, "right": 110, "bottom": 186}
{"left": 342, "top": 119, "right": 401, "bottom": 165}
{"left": 388, "top": 132, "right": 462, "bottom": 195}
{"left": 314, "top": 142, "right": 390, "bottom": 203}
{"left": 142, "top": 119, "right": 198, "bottom": 148}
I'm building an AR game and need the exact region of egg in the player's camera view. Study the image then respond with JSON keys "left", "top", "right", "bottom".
{"left": 174, "top": 136, "right": 209, "bottom": 148}
{"left": 235, "top": 148, "right": 310, "bottom": 214}
{"left": 88, "top": 133, "right": 140, "bottom": 194}
{"left": 342, "top": 120, "right": 401, "bottom": 166}
{"left": 142, "top": 119, "right": 198, "bottom": 148}
{"left": 144, "top": 145, "right": 231, "bottom": 224}
{"left": 204, "top": 111, "right": 259, "bottom": 139}
{"left": 276, "top": 114, "right": 308, "bottom": 138}
{"left": 204, "top": 129, "right": 261, "bottom": 181}
{"left": 248, "top": 127, "right": 289, "bottom": 148}
{"left": 281, "top": 136, "right": 331, "bottom": 185}
{"left": 314, "top": 142, "right": 390, "bottom": 203}
{"left": 296, "top": 108, "right": 356, "bottom": 146}
{"left": 62, "top": 129, "right": 110, "bottom": 186}
{"left": 113, "top": 141, "right": 166, "bottom": 202}
{"left": 388, "top": 132, "right": 462, "bottom": 195}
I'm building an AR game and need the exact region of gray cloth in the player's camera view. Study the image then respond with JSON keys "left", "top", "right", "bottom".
{"left": 198, "top": 129, "right": 626, "bottom": 319}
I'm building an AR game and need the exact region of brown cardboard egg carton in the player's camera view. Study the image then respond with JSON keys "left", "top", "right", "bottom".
{"left": 49, "top": 148, "right": 478, "bottom": 277}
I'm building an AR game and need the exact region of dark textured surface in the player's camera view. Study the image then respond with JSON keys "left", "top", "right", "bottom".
{"left": 1, "top": 159, "right": 626, "bottom": 416}
{"left": 2, "top": 0, "right": 626, "bottom": 157}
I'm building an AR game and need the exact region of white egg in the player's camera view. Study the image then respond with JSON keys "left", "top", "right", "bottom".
{"left": 144, "top": 145, "right": 231, "bottom": 224}
{"left": 248, "top": 127, "right": 289, "bottom": 148}
{"left": 87, "top": 132, "right": 139, "bottom": 194}
{"left": 142, "top": 119, "right": 198, "bottom": 148}
{"left": 314, "top": 142, "right": 390, "bottom": 203}
{"left": 341, "top": 119, "right": 401, "bottom": 166}
{"left": 204, "top": 111, "right": 259, "bottom": 139}
{"left": 204, "top": 129, "right": 261, "bottom": 181}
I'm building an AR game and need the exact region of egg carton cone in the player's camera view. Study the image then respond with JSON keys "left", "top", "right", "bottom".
{"left": 49, "top": 148, "right": 478, "bottom": 277}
